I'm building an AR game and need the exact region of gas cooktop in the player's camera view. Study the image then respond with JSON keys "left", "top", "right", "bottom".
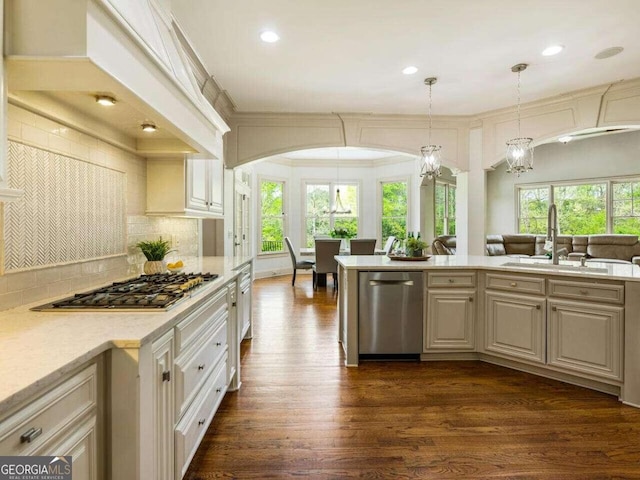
{"left": 32, "top": 272, "right": 219, "bottom": 311}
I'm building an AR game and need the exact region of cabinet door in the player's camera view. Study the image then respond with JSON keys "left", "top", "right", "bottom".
{"left": 425, "top": 290, "right": 475, "bottom": 351}
{"left": 152, "top": 331, "right": 174, "bottom": 480}
{"left": 186, "top": 158, "right": 209, "bottom": 211}
{"left": 485, "top": 291, "right": 545, "bottom": 363}
{"left": 548, "top": 300, "right": 623, "bottom": 381}
{"left": 37, "top": 416, "right": 98, "bottom": 480}
{"left": 239, "top": 270, "right": 252, "bottom": 340}
{"left": 207, "top": 157, "right": 224, "bottom": 216}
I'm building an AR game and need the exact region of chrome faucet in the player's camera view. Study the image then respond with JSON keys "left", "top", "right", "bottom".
{"left": 546, "top": 203, "right": 559, "bottom": 265}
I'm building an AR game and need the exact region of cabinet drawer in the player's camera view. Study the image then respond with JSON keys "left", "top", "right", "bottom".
{"left": 548, "top": 280, "right": 624, "bottom": 305}
{"left": 0, "top": 364, "right": 97, "bottom": 456}
{"left": 427, "top": 272, "right": 476, "bottom": 288}
{"left": 175, "top": 287, "right": 228, "bottom": 355}
{"left": 486, "top": 273, "right": 545, "bottom": 295}
{"left": 175, "top": 357, "right": 228, "bottom": 479}
{"left": 175, "top": 316, "right": 228, "bottom": 417}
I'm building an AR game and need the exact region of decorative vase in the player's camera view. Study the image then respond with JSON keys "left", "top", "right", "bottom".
{"left": 143, "top": 260, "right": 165, "bottom": 275}
{"left": 409, "top": 249, "right": 423, "bottom": 258}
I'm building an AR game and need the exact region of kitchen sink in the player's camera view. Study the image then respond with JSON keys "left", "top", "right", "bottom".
{"left": 500, "top": 261, "right": 609, "bottom": 274}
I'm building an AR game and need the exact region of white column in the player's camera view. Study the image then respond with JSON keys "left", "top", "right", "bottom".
{"left": 456, "top": 128, "right": 486, "bottom": 255}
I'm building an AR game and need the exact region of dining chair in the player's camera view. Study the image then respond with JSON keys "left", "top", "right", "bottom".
{"left": 284, "top": 237, "right": 315, "bottom": 286}
{"left": 312, "top": 239, "right": 341, "bottom": 290}
{"left": 349, "top": 238, "right": 377, "bottom": 255}
{"left": 383, "top": 236, "right": 397, "bottom": 254}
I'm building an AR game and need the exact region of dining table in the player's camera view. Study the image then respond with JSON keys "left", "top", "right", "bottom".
{"left": 299, "top": 248, "right": 386, "bottom": 257}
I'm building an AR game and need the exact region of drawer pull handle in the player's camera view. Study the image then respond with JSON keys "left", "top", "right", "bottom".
{"left": 162, "top": 370, "right": 171, "bottom": 382}
{"left": 20, "top": 427, "right": 42, "bottom": 444}
{"left": 469, "top": 297, "right": 473, "bottom": 302}
{"left": 216, "top": 342, "right": 222, "bottom": 346}
{"left": 198, "top": 419, "right": 206, "bottom": 427}
{"left": 448, "top": 279, "right": 454, "bottom": 283}
{"left": 232, "top": 302, "right": 237, "bottom": 307}
{"left": 216, "top": 387, "right": 222, "bottom": 393}
{"left": 510, "top": 282, "right": 517, "bottom": 287}
{"left": 579, "top": 289, "right": 588, "bottom": 295}
{"left": 552, "top": 306, "right": 557, "bottom": 311}
{"left": 536, "top": 305, "right": 541, "bottom": 310}
{"left": 197, "top": 364, "right": 205, "bottom": 371}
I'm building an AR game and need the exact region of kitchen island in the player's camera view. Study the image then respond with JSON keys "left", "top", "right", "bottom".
{"left": 0, "top": 255, "right": 253, "bottom": 480}
{"left": 336, "top": 254, "right": 640, "bottom": 408}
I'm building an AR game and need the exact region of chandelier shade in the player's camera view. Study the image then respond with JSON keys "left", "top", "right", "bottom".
{"left": 419, "top": 77, "right": 442, "bottom": 180}
{"left": 506, "top": 63, "right": 533, "bottom": 176}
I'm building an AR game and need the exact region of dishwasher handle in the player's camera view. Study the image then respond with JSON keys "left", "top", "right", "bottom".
{"left": 369, "top": 279, "right": 414, "bottom": 287}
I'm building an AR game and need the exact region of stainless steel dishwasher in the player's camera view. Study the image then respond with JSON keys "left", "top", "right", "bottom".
{"left": 358, "top": 271, "right": 423, "bottom": 359}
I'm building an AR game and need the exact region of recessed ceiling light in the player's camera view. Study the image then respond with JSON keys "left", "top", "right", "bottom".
{"left": 558, "top": 136, "right": 572, "bottom": 144}
{"left": 542, "top": 45, "right": 564, "bottom": 56}
{"left": 402, "top": 66, "right": 418, "bottom": 75}
{"left": 96, "top": 95, "right": 116, "bottom": 106}
{"left": 260, "top": 31, "right": 280, "bottom": 43}
{"left": 595, "top": 46, "right": 624, "bottom": 59}
{"left": 141, "top": 122, "right": 157, "bottom": 132}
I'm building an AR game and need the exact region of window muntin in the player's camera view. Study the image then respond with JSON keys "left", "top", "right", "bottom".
{"left": 259, "top": 179, "right": 285, "bottom": 254}
{"left": 381, "top": 181, "right": 408, "bottom": 244}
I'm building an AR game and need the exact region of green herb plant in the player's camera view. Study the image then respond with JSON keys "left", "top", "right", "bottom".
{"left": 406, "top": 237, "right": 427, "bottom": 256}
{"left": 136, "top": 238, "right": 172, "bottom": 261}
{"left": 330, "top": 227, "right": 356, "bottom": 239}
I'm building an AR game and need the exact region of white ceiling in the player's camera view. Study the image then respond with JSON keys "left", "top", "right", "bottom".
{"left": 172, "top": 0, "right": 640, "bottom": 116}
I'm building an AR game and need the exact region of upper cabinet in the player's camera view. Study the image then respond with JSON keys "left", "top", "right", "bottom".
{"left": 147, "top": 156, "right": 224, "bottom": 218}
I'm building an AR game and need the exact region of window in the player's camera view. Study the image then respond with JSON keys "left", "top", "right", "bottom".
{"left": 381, "top": 181, "right": 408, "bottom": 243}
{"left": 613, "top": 181, "right": 640, "bottom": 234}
{"left": 518, "top": 186, "right": 549, "bottom": 234}
{"left": 517, "top": 181, "right": 619, "bottom": 235}
{"left": 435, "top": 182, "right": 456, "bottom": 236}
{"left": 304, "top": 182, "right": 359, "bottom": 247}
{"left": 555, "top": 183, "right": 606, "bottom": 234}
{"left": 259, "top": 179, "right": 285, "bottom": 254}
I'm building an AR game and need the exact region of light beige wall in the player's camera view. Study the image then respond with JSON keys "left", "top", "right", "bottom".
{"left": 486, "top": 130, "right": 640, "bottom": 234}
{"left": 0, "top": 104, "right": 200, "bottom": 311}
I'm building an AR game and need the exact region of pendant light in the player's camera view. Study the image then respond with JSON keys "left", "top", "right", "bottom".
{"left": 505, "top": 63, "right": 534, "bottom": 176}
{"left": 419, "top": 77, "right": 442, "bottom": 180}
{"left": 330, "top": 149, "right": 351, "bottom": 214}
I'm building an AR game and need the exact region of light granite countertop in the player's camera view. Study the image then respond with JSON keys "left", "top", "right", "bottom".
{"left": 0, "top": 256, "right": 252, "bottom": 413}
{"left": 336, "top": 254, "right": 640, "bottom": 281}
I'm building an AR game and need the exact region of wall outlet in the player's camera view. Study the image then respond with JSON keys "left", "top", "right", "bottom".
{"left": 171, "top": 234, "right": 180, "bottom": 248}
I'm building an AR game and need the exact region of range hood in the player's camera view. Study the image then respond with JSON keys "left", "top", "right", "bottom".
{"left": 5, "top": 0, "right": 229, "bottom": 159}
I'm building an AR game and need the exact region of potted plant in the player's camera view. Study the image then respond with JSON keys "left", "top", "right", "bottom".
{"left": 406, "top": 237, "right": 427, "bottom": 257}
{"left": 330, "top": 227, "right": 356, "bottom": 249}
{"left": 136, "top": 237, "right": 172, "bottom": 274}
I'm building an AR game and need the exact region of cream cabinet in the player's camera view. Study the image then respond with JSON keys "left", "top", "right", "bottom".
{"left": 0, "top": 363, "right": 101, "bottom": 478}
{"left": 147, "top": 157, "right": 224, "bottom": 217}
{"left": 547, "top": 281, "right": 624, "bottom": 382}
{"left": 172, "top": 284, "right": 231, "bottom": 479}
{"left": 484, "top": 273, "right": 546, "bottom": 364}
{"left": 152, "top": 330, "right": 175, "bottom": 480}
{"left": 425, "top": 272, "right": 476, "bottom": 351}
{"left": 238, "top": 264, "right": 253, "bottom": 340}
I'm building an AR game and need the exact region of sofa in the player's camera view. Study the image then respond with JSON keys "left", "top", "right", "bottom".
{"left": 431, "top": 234, "right": 640, "bottom": 265}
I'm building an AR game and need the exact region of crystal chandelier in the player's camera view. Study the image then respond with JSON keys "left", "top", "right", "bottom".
{"left": 506, "top": 63, "right": 533, "bottom": 176}
{"left": 419, "top": 77, "right": 442, "bottom": 180}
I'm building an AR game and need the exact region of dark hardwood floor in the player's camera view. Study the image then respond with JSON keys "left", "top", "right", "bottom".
{"left": 185, "top": 275, "right": 640, "bottom": 479}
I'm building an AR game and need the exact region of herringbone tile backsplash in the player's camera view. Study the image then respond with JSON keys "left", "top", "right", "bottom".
{"left": 5, "top": 141, "right": 127, "bottom": 271}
